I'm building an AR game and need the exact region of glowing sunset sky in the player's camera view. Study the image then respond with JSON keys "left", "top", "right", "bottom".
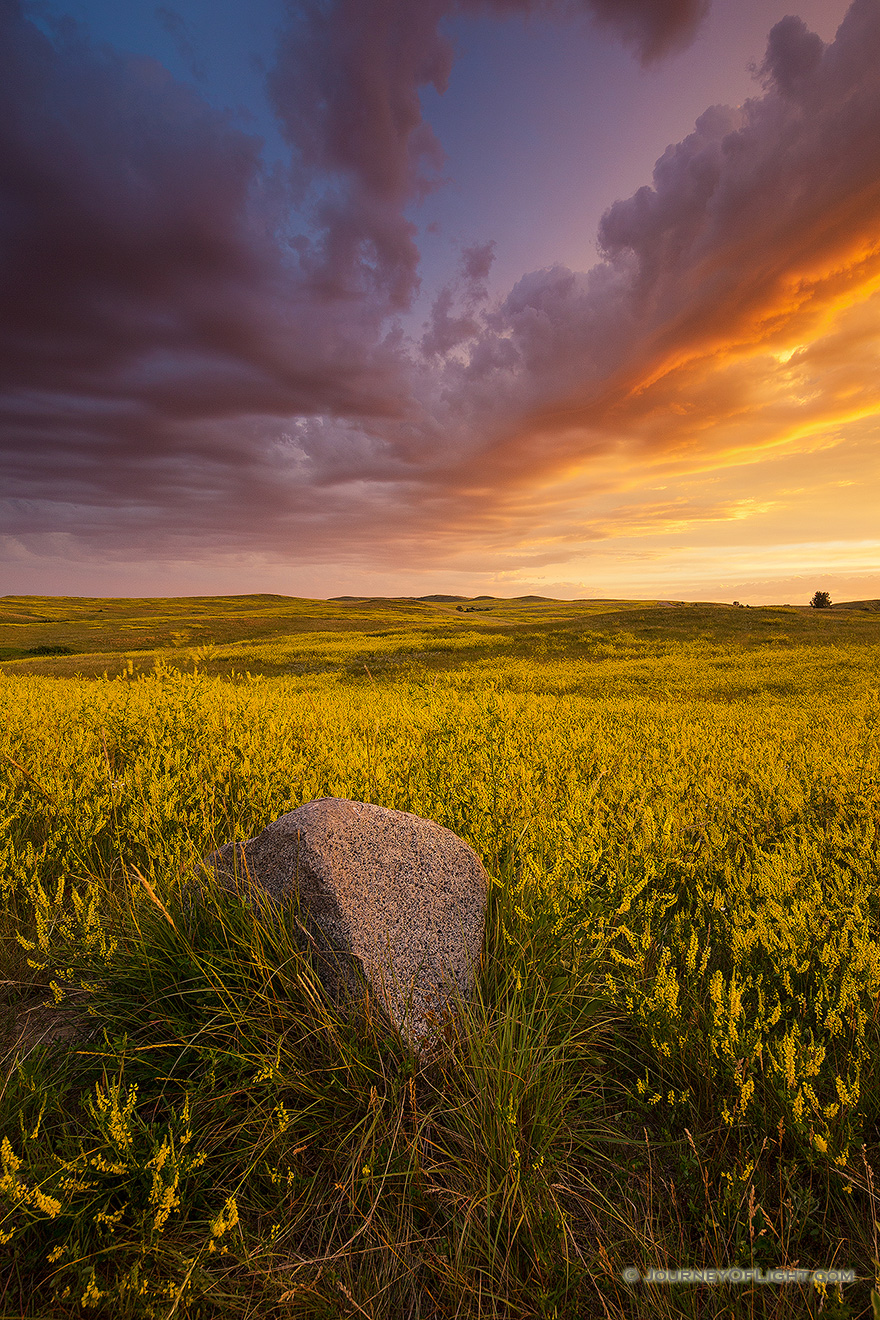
{"left": 2, "top": 0, "right": 878, "bottom": 602}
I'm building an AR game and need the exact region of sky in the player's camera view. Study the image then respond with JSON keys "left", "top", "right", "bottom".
{"left": 1, "top": 0, "right": 878, "bottom": 604}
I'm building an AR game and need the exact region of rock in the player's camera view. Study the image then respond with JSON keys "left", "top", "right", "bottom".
{"left": 205, "top": 798, "right": 487, "bottom": 1051}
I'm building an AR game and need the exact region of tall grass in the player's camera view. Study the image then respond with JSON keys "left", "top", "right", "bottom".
{"left": 1, "top": 643, "right": 879, "bottom": 1317}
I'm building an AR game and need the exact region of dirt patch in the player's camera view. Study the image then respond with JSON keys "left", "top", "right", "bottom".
{"left": 2, "top": 991, "right": 99, "bottom": 1078}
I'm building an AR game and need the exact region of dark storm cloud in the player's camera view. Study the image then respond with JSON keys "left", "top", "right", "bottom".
{"left": 1, "top": 0, "right": 705, "bottom": 566}
{"left": 0, "top": 0, "right": 412, "bottom": 532}
{"left": 6, "top": 0, "right": 879, "bottom": 575}
{"left": 0, "top": 0, "right": 405, "bottom": 413}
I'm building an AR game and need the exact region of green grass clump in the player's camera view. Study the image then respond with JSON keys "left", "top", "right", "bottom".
{"left": 1, "top": 609, "right": 879, "bottom": 1317}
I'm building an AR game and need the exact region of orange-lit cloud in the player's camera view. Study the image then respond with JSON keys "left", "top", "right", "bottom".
{"left": 444, "top": 2, "right": 880, "bottom": 513}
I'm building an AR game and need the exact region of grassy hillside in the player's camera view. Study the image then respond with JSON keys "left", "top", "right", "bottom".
{"left": 1, "top": 601, "right": 878, "bottom": 1317}
{"left": 1, "top": 593, "right": 878, "bottom": 678}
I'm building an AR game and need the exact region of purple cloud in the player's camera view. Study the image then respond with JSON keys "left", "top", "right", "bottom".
{"left": 4, "top": 0, "right": 878, "bottom": 578}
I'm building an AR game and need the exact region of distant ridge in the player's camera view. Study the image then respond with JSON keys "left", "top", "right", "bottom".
{"left": 329, "top": 593, "right": 562, "bottom": 603}
{"left": 837, "top": 599, "right": 880, "bottom": 611}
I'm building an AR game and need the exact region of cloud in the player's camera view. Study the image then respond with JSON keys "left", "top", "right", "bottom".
{"left": 442, "top": 0, "right": 880, "bottom": 495}
{"left": 2, "top": 0, "right": 879, "bottom": 583}
{"left": 420, "top": 241, "right": 496, "bottom": 356}
{"left": 581, "top": 0, "right": 709, "bottom": 61}
{"left": 0, "top": 0, "right": 407, "bottom": 415}
{"left": 266, "top": 0, "right": 707, "bottom": 312}
{"left": 1, "top": 0, "right": 704, "bottom": 566}
{"left": 0, "top": 0, "right": 416, "bottom": 554}
{"left": 155, "top": 6, "right": 206, "bottom": 81}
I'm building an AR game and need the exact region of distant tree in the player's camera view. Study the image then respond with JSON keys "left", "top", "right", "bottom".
{"left": 811, "top": 590, "right": 832, "bottom": 609}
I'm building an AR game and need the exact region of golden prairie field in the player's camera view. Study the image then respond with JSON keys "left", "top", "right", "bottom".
{"left": 1, "top": 597, "right": 879, "bottom": 1318}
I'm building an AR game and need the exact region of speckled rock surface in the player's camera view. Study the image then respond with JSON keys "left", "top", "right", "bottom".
{"left": 205, "top": 798, "right": 487, "bottom": 1050}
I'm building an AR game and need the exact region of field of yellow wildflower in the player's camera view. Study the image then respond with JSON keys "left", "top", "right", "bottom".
{"left": 1, "top": 596, "right": 878, "bottom": 1318}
